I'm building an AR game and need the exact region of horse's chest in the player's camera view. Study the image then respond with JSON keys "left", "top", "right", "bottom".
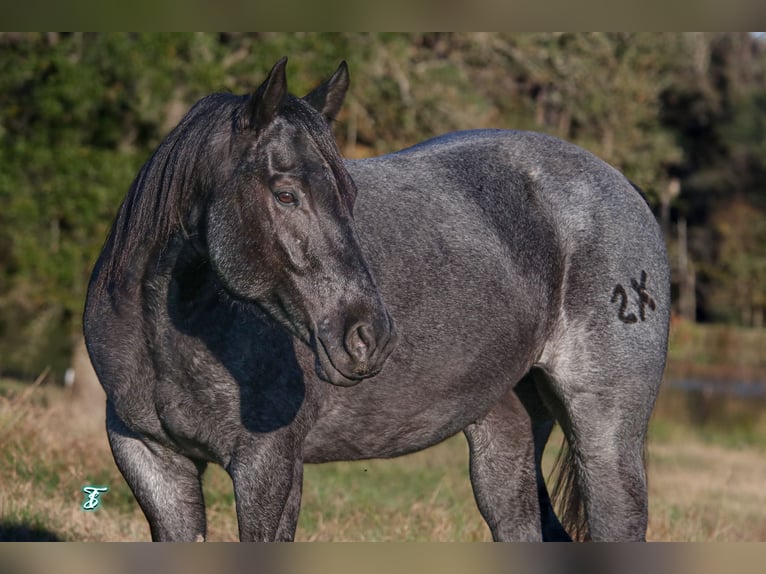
{"left": 151, "top": 324, "right": 311, "bottom": 462}
{"left": 153, "top": 365, "right": 243, "bottom": 461}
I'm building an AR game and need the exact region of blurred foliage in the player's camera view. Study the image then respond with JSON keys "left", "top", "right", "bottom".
{"left": 0, "top": 32, "right": 765, "bottom": 379}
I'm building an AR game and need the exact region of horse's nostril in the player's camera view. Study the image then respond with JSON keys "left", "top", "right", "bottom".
{"left": 347, "top": 323, "right": 375, "bottom": 361}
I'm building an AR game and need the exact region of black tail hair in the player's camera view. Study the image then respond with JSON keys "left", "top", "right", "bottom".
{"left": 549, "top": 435, "right": 589, "bottom": 541}
{"left": 549, "top": 430, "right": 650, "bottom": 542}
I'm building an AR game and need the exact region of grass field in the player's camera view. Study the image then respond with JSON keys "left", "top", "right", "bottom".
{"left": 2, "top": 376, "right": 766, "bottom": 542}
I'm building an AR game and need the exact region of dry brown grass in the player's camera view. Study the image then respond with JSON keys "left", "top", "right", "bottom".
{"left": 647, "top": 440, "right": 766, "bottom": 541}
{"left": 0, "top": 379, "right": 149, "bottom": 541}
{"left": 2, "top": 378, "right": 766, "bottom": 542}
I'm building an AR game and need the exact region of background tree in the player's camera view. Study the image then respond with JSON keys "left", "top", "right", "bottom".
{"left": 0, "top": 32, "right": 764, "bottom": 380}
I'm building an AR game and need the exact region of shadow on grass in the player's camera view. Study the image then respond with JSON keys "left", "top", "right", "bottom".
{"left": 0, "top": 521, "right": 63, "bottom": 541}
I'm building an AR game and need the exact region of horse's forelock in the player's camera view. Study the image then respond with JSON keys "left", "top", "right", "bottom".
{"left": 280, "top": 95, "right": 356, "bottom": 204}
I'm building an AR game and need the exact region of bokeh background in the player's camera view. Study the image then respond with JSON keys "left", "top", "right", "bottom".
{"left": 0, "top": 32, "right": 765, "bottom": 542}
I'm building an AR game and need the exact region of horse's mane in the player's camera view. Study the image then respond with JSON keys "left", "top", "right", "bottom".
{"left": 94, "top": 90, "right": 353, "bottom": 296}
{"left": 94, "top": 92, "right": 241, "bottom": 294}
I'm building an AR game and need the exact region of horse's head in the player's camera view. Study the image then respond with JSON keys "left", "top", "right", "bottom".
{"left": 205, "top": 58, "right": 397, "bottom": 386}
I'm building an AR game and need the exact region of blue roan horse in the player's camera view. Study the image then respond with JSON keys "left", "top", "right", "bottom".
{"left": 84, "top": 58, "right": 670, "bottom": 541}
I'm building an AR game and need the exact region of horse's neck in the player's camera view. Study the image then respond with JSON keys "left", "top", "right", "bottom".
{"left": 142, "top": 230, "right": 200, "bottom": 292}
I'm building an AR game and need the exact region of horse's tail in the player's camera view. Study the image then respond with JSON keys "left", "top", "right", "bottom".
{"left": 549, "top": 434, "right": 588, "bottom": 541}
{"left": 549, "top": 431, "right": 650, "bottom": 542}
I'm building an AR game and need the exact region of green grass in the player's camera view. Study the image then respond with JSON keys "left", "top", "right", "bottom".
{"left": 297, "top": 437, "right": 488, "bottom": 541}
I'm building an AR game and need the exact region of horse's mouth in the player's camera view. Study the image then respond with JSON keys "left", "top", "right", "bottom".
{"left": 312, "top": 332, "right": 367, "bottom": 387}
{"left": 311, "top": 325, "right": 396, "bottom": 387}
{"left": 267, "top": 294, "right": 396, "bottom": 386}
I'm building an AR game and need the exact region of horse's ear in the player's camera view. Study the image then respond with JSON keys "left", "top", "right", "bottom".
{"left": 303, "top": 61, "right": 349, "bottom": 122}
{"left": 248, "top": 57, "right": 288, "bottom": 129}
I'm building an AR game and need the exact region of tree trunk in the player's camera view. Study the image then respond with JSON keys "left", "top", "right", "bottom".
{"left": 678, "top": 217, "right": 696, "bottom": 322}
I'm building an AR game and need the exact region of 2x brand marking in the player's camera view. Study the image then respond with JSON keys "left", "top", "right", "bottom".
{"left": 611, "top": 270, "right": 656, "bottom": 324}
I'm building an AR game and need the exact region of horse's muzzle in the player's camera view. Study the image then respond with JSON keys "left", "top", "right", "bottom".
{"left": 313, "top": 312, "right": 398, "bottom": 386}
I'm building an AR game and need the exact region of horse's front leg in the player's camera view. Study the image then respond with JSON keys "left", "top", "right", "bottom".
{"left": 227, "top": 435, "right": 304, "bottom": 541}
{"left": 106, "top": 401, "right": 208, "bottom": 542}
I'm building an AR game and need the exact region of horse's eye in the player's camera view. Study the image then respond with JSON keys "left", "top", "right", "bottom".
{"left": 276, "top": 191, "right": 297, "bottom": 205}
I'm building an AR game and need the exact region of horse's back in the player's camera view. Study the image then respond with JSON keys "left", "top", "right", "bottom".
{"left": 347, "top": 129, "right": 668, "bottom": 316}
{"left": 348, "top": 129, "right": 659, "bottom": 241}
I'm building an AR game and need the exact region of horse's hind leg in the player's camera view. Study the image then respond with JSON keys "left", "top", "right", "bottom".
{"left": 106, "top": 401, "right": 207, "bottom": 541}
{"left": 464, "top": 384, "right": 554, "bottom": 541}
{"left": 537, "top": 327, "right": 665, "bottom": 541}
